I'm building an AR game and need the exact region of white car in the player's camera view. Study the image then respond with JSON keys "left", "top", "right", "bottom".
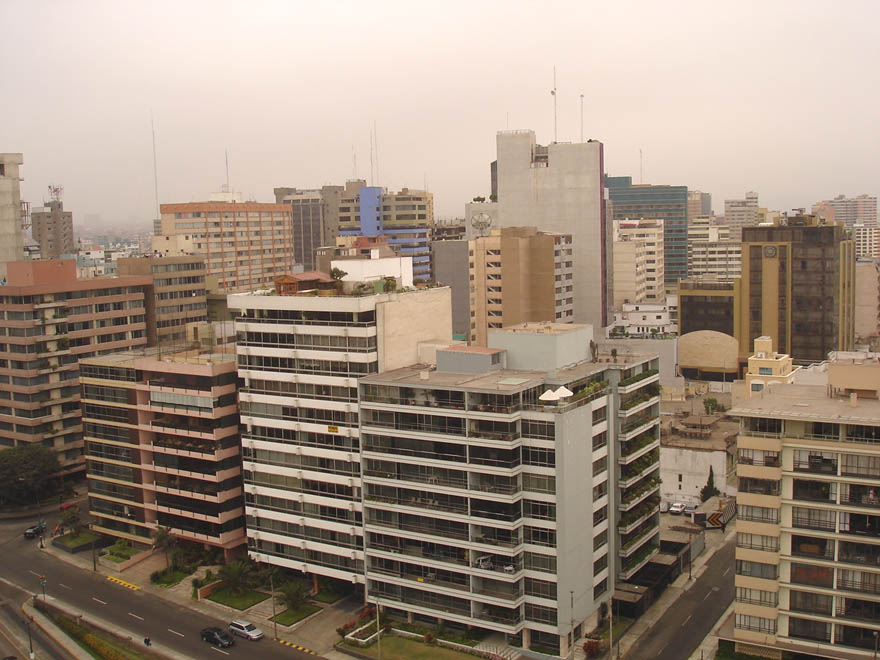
{"left": 668, "top": 502, "right": 686, "bottom": 515}
{"left": 228, "top": 619, "right": 264, "bottom": 641}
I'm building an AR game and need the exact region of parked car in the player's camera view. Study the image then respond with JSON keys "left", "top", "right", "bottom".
{"left": 23, "top": 525, "right": 42, "bottom": 539}
{"left": 659, "top": 501, "right": 670, "bottom": 513}
{"left": 60, "top": 502, "right": 79, "bottom": 513}
{"left": 684, "top": 504, "right": 696, "bottom": 517}
{"left": 228, "top": 619, "right": 264, "bottom": 641}
{"left": 201, "top": 627, "right": 234, "bottom": 648}
{"left": 668, "top": 502, "right": 686, "bottom": 515}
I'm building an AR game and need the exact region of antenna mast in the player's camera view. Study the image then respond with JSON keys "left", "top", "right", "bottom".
{"left": 225, "top": 148, "right": 230, "bottom": 193}
{"left": 551, "top": 66, "right": 558, "bottom": 143}
{"left": 369, "top": 126, "right": 374, "bottom": 185}
{"left": 374, "top": 120, "right": 379, "bottom": 187}
{"left": 151, "top": 111, "right": 160, "bottom": 232}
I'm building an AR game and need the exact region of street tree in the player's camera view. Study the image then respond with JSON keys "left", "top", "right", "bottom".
{"left": 152, "top": 526, "right": 177, "bottom": 568}
{"left": 0, "top": 444, "right": 60, "bottom": 505}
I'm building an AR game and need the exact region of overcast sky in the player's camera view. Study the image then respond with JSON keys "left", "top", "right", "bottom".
{"left": 1, "top": 0, "right": 878, "bottom": 229}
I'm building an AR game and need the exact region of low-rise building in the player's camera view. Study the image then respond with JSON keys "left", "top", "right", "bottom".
{"left": 607, "top": 303, "right": 677, "bottom": 338}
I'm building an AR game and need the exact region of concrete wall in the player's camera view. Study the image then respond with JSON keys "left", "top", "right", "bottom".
{"left": 489, "top": 324, "right": 593, "bottom": 371}
{"left": 334, "top": 256, "right": 414, "bottom": 289}
{"left": 495, "top": 131, "right": 605, "bottom": 330}
{"left": 855, "top": 259, "right": 879, "bottom": 342}
{"left": 660, "top": 447, "right": 729, "bottom": 506}
{"left": 376, "top": 287, "right": 453, "bottom": 371}
{"left": 432, "top": 240, "right": 470, "bottom": 339}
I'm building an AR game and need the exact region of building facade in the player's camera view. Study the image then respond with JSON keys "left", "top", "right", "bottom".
{"left": 854, "top": 259, "right": 879, "bottom": 345}
{"left": 117, "top": 255, "right": 208, "bottom": 345}
{"left": 31, "top": 199, "right": 75, "bottom": 259}
{"left": 812, "top": 194, "right": 877, "bottom": 229}
{"left": 724, "top": 192, "right": 760, "bottom": 241}
{"left": 494, "top": 130, "right": 608, "bottom": 329}
{"left": 739, "top": 215, "right": 855, "bottom": 363}
{"left": 0, "top": 260, "right": 150, "bottom": 476}
{"left": 274, "top": 188, "right": 324, "bottom": 271}
{"left": 229, "top": 286, "right": 452, "bottom": 586}
{"left": 613, "top": 218, "right": 665, "bottom": 306}
{"left": 360, "top": 323, "right": 660, "bottom": 656}
{"left": 469, "top": 227, "right": 573, "bottom": 346}
{"left": 853, "top": 223, "right": 877, "bottom": 259}
{"left": 607, "top": 177, "right": 688, "bottom": 284}
{"left": 80, "top": 347, "right": 245, "bottom": 556}
{"left": 688, "top": 217, "right": 742, "bottom": 280}
{"left": 688, "top": 191, "right": 712, "bottom": 219}
{"left": 432, "top": 240, "right": 471, "bottom": 340}
{"left": 730, "top": 357, "right": 880, "bottom": 659}
{"left": 0, "top": 154, "right": 25, "bottom": 280}
{"left": 678, "top": 279, "right": 739, "bottom": 338}
{"left": 158, "top": 202, "right": 295, "bottom": 292}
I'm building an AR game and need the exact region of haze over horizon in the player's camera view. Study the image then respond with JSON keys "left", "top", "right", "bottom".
{"left": 1, "top": 0, "right": 878, "bottom": 229}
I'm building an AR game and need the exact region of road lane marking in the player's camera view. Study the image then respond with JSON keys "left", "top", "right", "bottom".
{"left": 28, "top": 571, "right": 40, "bottom": 577}
{"left": 683, "top": 614, "right": 692, "bottom": 625}
{"left": 58, "top": 583, "right": 72, "bottom": 590}
{"left": 210, "top": 649, "right": 229, "bottom": 656}
{"left": 92, "top": 597, "right": 107, "bottom": 605}
{"left": 168, "top": 628, "right": 184, "bottom": 637}
{"left": 128, "top": 613, "right": 144, "bottom": 621}
{"left": 107, "top": 576, "right": 140, "bottom": 590}
{"left": 703, "top": 591, "right": 711, "bottom": 600}
{"left": 723, "top": 566, "right": 731, "bottom": 576}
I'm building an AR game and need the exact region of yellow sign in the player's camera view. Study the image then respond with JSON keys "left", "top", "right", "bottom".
{"left": 328, "top": 425, "right": 339, "bottom": 433}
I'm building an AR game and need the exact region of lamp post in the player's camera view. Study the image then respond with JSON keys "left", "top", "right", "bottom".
{"left": 26, "top": 617, "right": 34, "bottom": 660}
{"left": 374, "top": 597, "right": 382, "bottom": 660}
{"left": 873, "top": 630, "right": 878, "bottom": 660}
{"left": 568, "top": 590, "right": 574, "bottom": 660}
{"left": 269, "top": 570, "right": 278, "bottom": 641}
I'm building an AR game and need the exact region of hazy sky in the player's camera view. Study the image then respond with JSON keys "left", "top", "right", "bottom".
{"left": 2, "top": 0, "right": 878, "bottom": 229}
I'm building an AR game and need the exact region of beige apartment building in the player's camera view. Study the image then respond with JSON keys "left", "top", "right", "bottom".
{"left": 81, "top": 347, "right": 245, "bottom": 556}
{"left": 688, "top": 217, "right": 741, "bottom": 280}
{"left": 469, "top": 227, "right": 573, "bottom": 346}
{"left": 853, "top": 223, "right": 877, "bottom": 259}
{"left": 0, "top": 154, "right": 25, "bottom": 280}
{"left": 158, "top": 201, "right": 294, "bottom": 292}
{"left": 854, "top": 259, "right": 879, "bottom": 345}
{"left": 612, "top": 218, "right": 665, "bottom": 307}
{"left": 31, "top": 199, "right": 75, "bottom": 259}
{"left": 725, "top": 192, "right": 760, "bottom": 241}
{"left": 730, "top": 354, "right": 880, "bottom": 659}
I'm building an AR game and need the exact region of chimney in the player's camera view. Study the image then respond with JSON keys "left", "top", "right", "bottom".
{"left": 850, "top": 392, "right": 858, "bottom": 408}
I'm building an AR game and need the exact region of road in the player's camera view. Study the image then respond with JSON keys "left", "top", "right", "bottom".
{"left": 623, "top": 535, "right": 735, "bottom": 660}
{"left": 0, "top": 511, "right": 317, "bottom": 660}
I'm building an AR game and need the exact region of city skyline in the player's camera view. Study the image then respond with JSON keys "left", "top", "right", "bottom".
{"left": 1, "top": 1, "right": 878, "bottom": 227}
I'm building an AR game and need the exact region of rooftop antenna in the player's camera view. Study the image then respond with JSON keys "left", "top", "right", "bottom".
{"left": 374, "top": 120, "right": 380, "bottom": 188}
{"left": 579, "top": 93, "right": 584, "bottom": 143}
{"left": 150, "top": 110, "right": 160, "bottom": 231}
{"left": 369, "top": 126, "right": 374, "bottom": 186}
{"left": 224, "top": 148, "right": 230, "bottom": 193}
{"left": 550, "top": 66, "right": 558, "bottom": 143}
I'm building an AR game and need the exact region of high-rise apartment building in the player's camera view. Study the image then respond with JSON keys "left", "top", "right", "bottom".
{"left": 229, "top": 285, "right": 452, "bottom": 586}
{"left": 688, "top": 190, "right": 712, "bottom": 219}
{"left": 724, "top": 192, "right": 759, "bottom": 241}
{"left": 854, "top": 259, "right": 880, "bottom": 345}
{"left": 812, "top": 194, "right": 877, "bottom": 228}
{"left": 612, "top": 218, "right": 665, "bottom": 306}
{"left": 80, "top": 347, "right": 245, "bottom": 555}
{"left": 607, "top": 177, "right": 688, "bottom": 284}
{"left": 739, "top": 215, "right": 855, "bottom": 362}
{"left": 688, "top": 217, "right": 742, "bottom": 280}
{"left": 730, "top": 355, "right": 880, "bottom": 659}
{"left": 359, "top": 323, "right": 660, "bottom": 656}
{"left": 852, "top": 223, "right": 877, "bottom": 258}
{"left": 157, "top": 201, "right": 295, "bottom": 292}
{"left": 117, "top": 255, "right": 208, "bottom": 345}
{"left": 468, "top": 227, "right": 573, "bottom": 346}
{"left": 31, "top": 198, "right": 75, "bottom": 259}
{"left": 0, "top": 260, "right": 150, "bottom": 476}
{"left": 274, "top": 188, "right": 325, "bottom": 271}
{"left": 494, "top": 130, "right": 607, "bottom": 329}
{"left": 0, "top": 154, "right": 25, "bottom": 280}
{"left": 432, "top": 240, "right": 471, "bottom": 340}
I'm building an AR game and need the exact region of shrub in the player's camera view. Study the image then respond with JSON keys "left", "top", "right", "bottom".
{"left": 424, "top": 632, "right": 434, "bottom": 644}
{"left": 583, "top": 638, "right": 601, "bottom": 658}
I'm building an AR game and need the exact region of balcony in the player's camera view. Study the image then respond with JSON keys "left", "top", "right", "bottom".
{"left": 619, "top": 526, "right": 659, "bottom": 558}
{"left": 619, "top": 453, "right": 659, "bottom": 488}
{"left": 618, "top": 496, "right": 659, "bottom": 534}
{"left": 620, "top": 478, "right": 661, "bottom": 512}
{"left": 369, "top": 541, "right": 469, "bottom": 568}
{"left": 617, "top": 369, "right": 659, "bottom": 394}
{"left": 619, "top": 431, "right": 659, "bottom": 464}
{"left": 474, "top": 606, "right": 521, "bottom": 627}
{"left": 619, "top": 543, "right": 658, "bottom": 580}
{"left": 793, "top": 457, "right": 837, "bottom": 475}
{"left": 369, "top": 564, "right": 470, "bottom": 592}
{"left": 835, "top": 597, "right": 880, "bottom": 623}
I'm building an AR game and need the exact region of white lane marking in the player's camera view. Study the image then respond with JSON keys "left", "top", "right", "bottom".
{"left": 703, "top": 591, "right": 711, "bottom": 601}
{"left": 211, "top": 648, "right": 229, "bottom": 656}
{"left": 58, "top": 583, "right": 72, "bottom": 590}
{"left": 683, "top": 614, "right": 692, "bottom": 625}
{"left": 723, "top": 566, "right": 731, "bottom": 576}
{"left": 128, "top": 613, "right": 144, "bottom": 621}
{"left": 168, "top": 628, "right": 184, "bottom": 637}
{"left": 28, "top": 571, "right": 40, "bottom": 577}
{"left": 92, "top": 597, "right": 107, "bottom": 605}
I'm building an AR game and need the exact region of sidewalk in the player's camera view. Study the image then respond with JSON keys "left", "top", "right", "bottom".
{"left": 39, "top": 539, "right": 352, "bottom": 656}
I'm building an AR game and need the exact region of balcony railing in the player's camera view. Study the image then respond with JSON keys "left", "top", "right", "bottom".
{"left": 793, "top": 459, "right": 837, "bottom": 474}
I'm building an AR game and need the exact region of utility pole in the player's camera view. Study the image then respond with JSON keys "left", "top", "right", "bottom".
{"left": 375, "top": 598, "right": 382, "bottom": 660}
{"left": 568, "top": 589, "right": 575, "bottom": 659}
{"left": 270, "top": 571, "right": 278, "bottom": 640}
{"left": 26, "top": 617, "right": 34, "bottom": 660}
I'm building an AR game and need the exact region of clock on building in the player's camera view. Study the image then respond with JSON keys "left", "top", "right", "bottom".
{"left": 764, "top": 245, "right": 777, "bottom": 257}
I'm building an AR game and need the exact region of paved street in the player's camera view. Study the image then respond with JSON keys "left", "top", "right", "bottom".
{"left": 0, "top": 511, "right": 318, "bottom": 660}
{"left": 622, "top": 535, "right": 735, "bottom": 660}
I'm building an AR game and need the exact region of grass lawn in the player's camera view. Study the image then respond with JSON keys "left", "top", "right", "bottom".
{"left": 208, "top": 586, "right": 270, "bottom": 610}
{"left": 151, "top": 569, "right": 189, "bottom": 587}
{"left": 55, "top": 531, "right": 100, "bottom": 547}
{"left": 271, "top": 603, "right": 320, "bottom": 626}
{"left": 595, "top": 616, "right": 633, "bottom": 641}
{"left": 715, "top": 640, "right": 769, "bottom": 660}
{"left": 342, "top": 636, "right": 477, "bottom": 660}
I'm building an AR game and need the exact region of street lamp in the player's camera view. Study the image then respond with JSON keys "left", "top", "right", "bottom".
{"left": 269, "top": 570, "right": 278, "bottom": 641}
{"left": 26, "top": 616, "right": 34, "bottom": 660}
{"left": 873, "top": 630, "right": 878, "bottom": 660}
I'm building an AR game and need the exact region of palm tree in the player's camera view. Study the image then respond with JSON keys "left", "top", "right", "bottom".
{"left": 152, "top": 526, "right": 177, "bottom": 569}
{"left": 219, "top": 558, "right": 257, "bottom": 595}
{"left": 276, "top": 580, "right": 307, "bottom": 613}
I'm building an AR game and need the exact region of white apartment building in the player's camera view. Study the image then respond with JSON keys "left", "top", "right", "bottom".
{"left": 688, "top": 218, "right": 742, "bottom": 280}
{"left": 725, "top": 192, "right": 759, "bottom": 241}
{"left": 0, "top": 153, "right": 25, "bottom": 280}
{"left": 853, "top": 223, "right": 877, "bottom": 259}
{"left": 607, "top": 303, "right": 677, "bottom": 338}
{"left": 229, "top": 286, "right": 452, "bottom": 585}
{"left": 359, "top": 323, "right": 661, "bottom": 656}
{"left": 613, "top": 218, "right": 665, "bottom": 306}
{"left": 730, "top": 355, "right": 880, "bottom": 659}
{"left": 494, "top": 131, "right": 608, "bottom": 329}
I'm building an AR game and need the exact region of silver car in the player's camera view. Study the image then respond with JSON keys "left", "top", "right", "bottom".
{"left": 228, "top": 619, "right": 264, "bottom": 641}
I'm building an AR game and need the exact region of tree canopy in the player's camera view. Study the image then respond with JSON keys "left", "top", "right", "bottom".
{"left": 0, "top": 444, "right": 60, "bottom": 505}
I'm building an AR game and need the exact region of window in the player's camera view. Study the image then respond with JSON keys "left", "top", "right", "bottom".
{"left": 735, "top": 614, "right": 776, "bottom": 634}
{"left": 758, "top": 367, "right": 772, "bottom": 375}
{"left": 736, "top": 533, "right": 779, "bottom": 552}
{"left": 735, "top": 587, "right": 777, "bottom": 607}
{"left": 738, "top": 504, "right": 779, "bottom": 524}
{"left": 735, "top": 560, "right": 777, "bottom": 580}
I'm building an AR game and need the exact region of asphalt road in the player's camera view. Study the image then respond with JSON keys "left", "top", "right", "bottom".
{"left": 623, "top": 534, "right": 735, "bottom": 660}
{"left": 0, "top": 512, "right": 316, "bottom": 660}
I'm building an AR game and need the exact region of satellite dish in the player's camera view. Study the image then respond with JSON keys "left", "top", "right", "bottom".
{"left": 471, "top": 212, "right": 492, "bottom": 237}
